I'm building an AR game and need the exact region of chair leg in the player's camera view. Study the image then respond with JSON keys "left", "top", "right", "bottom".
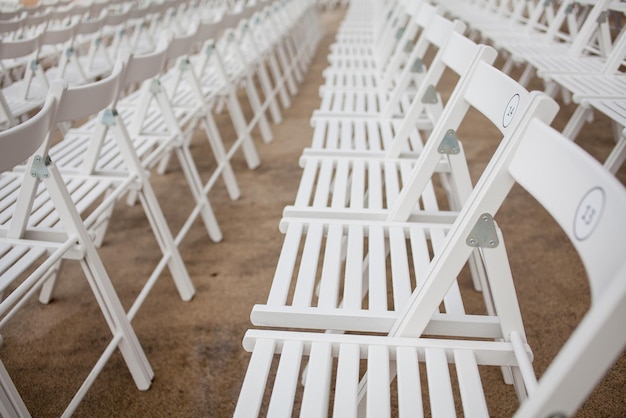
{"left": 44, "top": 166, "right": 154, "bottom": 390}
{"left": 268, "top": 50, "right": 292, "bottom": 109}
{"left": 244, "top": 75, "right": 274, "bottom": 143}
{"left": 0, "top": 358, "right": 29, "bottom": 417}
{"left": 225, "top": 91, "right": 261, "bottom": 169}
{"left": 201, "top": 112, "right": 241, "bottom": 200}
{"left": 256, "top": 60, "right": 283, "bottom": 124}
{"left": 175, "top": 145, "right": 223, "bottom": 243}
{"left": 604, "top": 130, "right": 626, "bottom": 174}
{"left": 562, "top": 104, "right": 593, "bottom": 141}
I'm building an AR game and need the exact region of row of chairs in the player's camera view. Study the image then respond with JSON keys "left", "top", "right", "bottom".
{"left": 435, "top": 0, "right": 626, "bottom": 174}
{"left": 0, "top": 0, "right": 233, "bottom": 128}
{"left": 0, "top": 0, "right": 321, "bottom": 415}
{"left": 233, "top": 0, "right": 626, "bottom": 416}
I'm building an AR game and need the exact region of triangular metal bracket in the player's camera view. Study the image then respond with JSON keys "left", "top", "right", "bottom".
{"left": 411, "top": 57, "right": 424, "bottom": 73}
{"left": 178, "top": 57, "right": 190, "bottom": 72}
{"left": 150, "top": 78, "right": 162, "bottom": 95}
{"left": 421, "top": 84, "right": 438, "bottom": 104}
{"left": 205, "top": 43, "right": 215, "bottom": 57}
{"left": 395, "top": 26, "right": 404, "bottom": 39}
{"left": 30, "top": 155, "right": 52, "bottom": 179}
{"left": 101, "top": 108, "right": 118, "bottom": 126}
{"left": 438, "top": 129, "right": 460, "bottom": 155}
{"left": 404, "top": 40, "right": 414, "bottom": 53}
{"left": 466, "top": 213, "right": 499, "bottom": 248}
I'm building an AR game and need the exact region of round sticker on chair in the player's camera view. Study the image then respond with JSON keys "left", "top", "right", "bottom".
{"left": 574, "top": 187, "right": 605, "bottom": 241}
{"left": 503, "top": 94, "right": 520, "bottom": 128}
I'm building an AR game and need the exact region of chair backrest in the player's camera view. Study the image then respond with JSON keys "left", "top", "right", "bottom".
{"left": 50, "top": 56, "right": 124, "bottom": 123}
{"left": 0, "top": 92, "right": 55, "bottom": 172}
{"left": 0, "top": 31, "right": 39, "bottom": 60}
{"left": 118, "top": 39, "right": 168, "bottom": 89}
{"left": 387, "top": 69, "right": 560, "bottom": 337}
{"left": 509, "top": 121, "right": 626, "bottom": 417}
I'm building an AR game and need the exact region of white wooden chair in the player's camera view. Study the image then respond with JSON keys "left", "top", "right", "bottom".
{"left": 250, "top": 56, "right": 560, "bottom": 338}
{"left": 316, "top": 2, "right": 447, "bottom": 120}
{"left": 39, "top": 54, "right": 197, "bottom": 302}
{"left": 0, "top": 81, "right": 153, "bottom": 417}
{"left": 233, "top": 101, "right": 626, "bottom": 418}
{"left": 492, "top": 0, "right": 621, "bottom": 87}
{"left": 0, "top": 33, "right": 43, "bottom": 129}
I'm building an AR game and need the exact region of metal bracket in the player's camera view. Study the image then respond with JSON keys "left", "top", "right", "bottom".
{"left": 101, "top": 108, "right": 118, "bottom": 126}
{"left": 395, "top": 26, "right": 404, "bottom": 39}
{"left": 29, "top": 59, "right": 39, "bottom": 71}
{"left": 65, "top": 47, "right": 74, "bottom": 58}
{"left": 404, "top": 40, "right": 414, "bottom": 53}
{"left": 178, "top": 57, "right": 190, "bottom": 72}
{"left": 466, "top": 213, "right": 499, "bottom": 248}
{"left": 438, "top": 129, "right": 460, "bottom": 154}
{"left": 150, "top": 79, "right": 162, "bottom": 95}
{"left": 597, "top": 11, "right": 608, "bottom": 24}
{"left": 421, "top": 84, "right": 438, "bottom": 104}
{"left": 30, "top": 155, "right": 52, "bottom": 179}
{"left": 411, "top": 57, "right": 424, "bottom": 73}
{"left": 205, "top": 43, "right": 215, "bottom": 57}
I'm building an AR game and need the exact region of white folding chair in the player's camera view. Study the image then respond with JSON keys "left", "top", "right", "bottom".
{"left": 0, "top": 83, "right": 153, "bottom": 417}
{"left": 316, "top": 2, "right": 448, "bottom": 120}
{"left": 233, "top": 97, "right": 626, "bottom": 418}
{"left": 286, "top": 31, "right": 498, "bottom": 294}
{"left": 250, "top": 55, "right": 560, "bottom": 339}
{"left": 0, "top": 33, "right": 43, "bottom": 129}
{"left": 37, "top": 54, "right": 197, "bottom": 303}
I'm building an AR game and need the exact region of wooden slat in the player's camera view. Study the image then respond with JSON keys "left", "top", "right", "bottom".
{"left": 367, "top": 344, "right": 391, "bottom": 418}
{"left": 343, "top": 224, "right": 364, "bottom": 310}
{"left": 454, "top": 349, "right": 489, "bottom": 418}
{"left": 233, "top": 338, "right": 275, "bottom": 418}
{"left": 301, "top": 341, "right": 333, "bottom": 417}
{"left": 318, "top": 224, "right": 344, "bottom": 308}
{"left": 293, "top": 223, "right": 324, "bottom": 307}
{"left": 396, "top": 346, "right": 423, "bottom": 418}
{"left": 267, "top": 340, "right": 304, "bottom": 418}
{"left": 333, "top": 343, "right": 360, "bottom": 418}
{"left": 425, "top": 348, "right": 456, "bottom": 418}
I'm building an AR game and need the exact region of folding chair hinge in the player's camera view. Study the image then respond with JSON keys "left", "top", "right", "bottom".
{"left": 178, "top": 57, "right": 190, "bottom": 72}
{"left": 597, "top": 11, "right": 608, "bottom": 24}
{"left": 422, "top": 84, "right": 439, "bottom": 104}
{"left": 411, "top": 57, "right": 424, "bottom": 73}
{"left": 101, "top": 108, "right": 118, "bottom": 126}
{"left": 65, "top": 47, "right": 74, "bottom": 58}
{"left": 150, "top": 79, "right": 162, "bottom": 94}
{"left": 404, "top": 40, "right": 414, "bottom": 53}
{"left": 30, "top": 155, "right": 52, "bottom": 179}
{"left": 395, "top": 26, "right": 404, "bottom": 39}
{"left": 205, "top": 43, "right": 215, "bottom": 57}
{"left": 438, "top": 129, "right": 460, "bottom": 154}
{"left": 94, "top": 37, "right": 102, "bottom": 46}
{"left": 29, "top": 59, "right": 40, "bottom": 71}
{"left": 565, "top": 3, "right": 575, "bottom": 14}
{"left": 466, "top": 213, "right": 499, "bottom": 248}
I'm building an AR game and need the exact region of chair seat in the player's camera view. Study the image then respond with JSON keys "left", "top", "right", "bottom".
{"left": 250, "top": 212, "right": 467, "bottom": 333}
{"left": 308, "top": 118, "right": 427, "bottom": 151}
{"left": 235, "top": 329, "right": 529, "bottom": 418}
